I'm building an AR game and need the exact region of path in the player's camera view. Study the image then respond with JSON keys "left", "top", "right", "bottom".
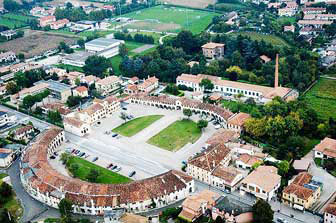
{"left": 131, "top": 44, "right": 155, "bottom": 53}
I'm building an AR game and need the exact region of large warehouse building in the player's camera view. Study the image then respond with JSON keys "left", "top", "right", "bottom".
{"left": 85, "top": 38, "right": 125, "bottom": 58}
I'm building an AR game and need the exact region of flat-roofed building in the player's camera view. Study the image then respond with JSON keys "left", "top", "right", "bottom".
{"left": 240, "top": 166, "right": 281, "bottom": 201}
{"left": 62, "top": 51, "right": 95, "bottom": 67}
{"left": 36, "top": 80, "right": 72, "bottom": 103}
{"left": 202, "top": 42, "right": 225, "bottom": 60}
{"left": 85, "top": 38, "right": 125, "bottom": 58}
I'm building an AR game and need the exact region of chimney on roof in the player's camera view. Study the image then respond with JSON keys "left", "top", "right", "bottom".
{"left": 274, "top": 54, "right": 279, "bottom": 88}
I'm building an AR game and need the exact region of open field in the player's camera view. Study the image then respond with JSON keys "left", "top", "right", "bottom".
{"left": 124, "top": 5, "right": 219, "bottom": 34}
{"left": 110, "top": 55, "right": 122, "bottom": 75}
{"left": 0, "top": 30, "right": 78, "bottom": 58}
{"left": 229, "top": 31, "right": 290, "bottom": 47}
{"left": 113, "top": 115, "right": 163, "bottom": 137}
{"left": 0, "top": 13, "right": 33, "bottom": 28}
{"left": 67, "top": 156, "right": 132, "bottom": 184}
{"left": 215, "top": 2, "right": 247, "bottom": 11}
{"left": 147, "top": 119, "right": 202, "bottom": 151}
{"left": 159, "top": 0, "right": 215, "bottom": 8}
{"left": 304, "top": 78, "right": 336, "bottom": 120}
{"left": 0, "top": 18, "right": 26, "bottom": 29}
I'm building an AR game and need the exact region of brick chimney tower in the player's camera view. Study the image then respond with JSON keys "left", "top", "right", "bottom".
{"left": 274, "top": 53, "right": 279, "bottom": 88}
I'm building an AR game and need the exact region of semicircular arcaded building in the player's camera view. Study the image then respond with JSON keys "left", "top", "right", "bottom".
{"left": 20, "top": 127, "right": 195, "bottom": 215}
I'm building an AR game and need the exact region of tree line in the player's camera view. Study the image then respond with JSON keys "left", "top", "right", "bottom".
{"left": 114, "top": 31, "right": 155, "bottom": 44}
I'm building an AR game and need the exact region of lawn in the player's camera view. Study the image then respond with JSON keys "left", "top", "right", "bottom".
{"left": 123, "top": 5, "right": 219, "bottom": 34}
{"left": 66, "top": 156, "right": 132, "bottom": 184}
{"left": 215, "top": 2, "right": 247, "bottom": 11}
{"left": 304, "top": 77, "right": 336, "bottom": 120}
{"left": 113, "top": 115, "right": 163, "bottom": 137}
{"left": 229, "top": 32, "right": 290, "bottom": 47}
{"left": 110, "top": 55, "right": 123, "bottom": 75}
{"left": 147, "top": 119, "right": 202, "bottom": 151}
{"left": 56, "top": 64, "right": 84, "bottom": 72}
{"left": 0, "top": 18, "right": 26, "bottom": 29}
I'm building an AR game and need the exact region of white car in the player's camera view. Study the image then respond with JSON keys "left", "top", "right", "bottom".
{"left": 215, "top": 124, "right": 221, "bottom": 129}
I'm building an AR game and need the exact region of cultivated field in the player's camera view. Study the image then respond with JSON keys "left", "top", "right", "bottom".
{"left": 0, "top": 30, "right": 78, "bottom": 58}
{"left": 160, "top": 0, "right": 216, "bottom": 8}
{"left": 304, "top": 78, "right": 336, "bottom": 120}
{"left": 147, "top": 119, "right": 202, "bottom": 151}
{"left": 229, "top": 31, "right": 290, "bottom": 47}
{"left": 113, "top": 115, "right": 163, "bottom": 137}
{"left": 124, "top": 5, "right": 220, "bottom": 34}
{"left": 0, "top": 13, "right": 33, "bottom": 28}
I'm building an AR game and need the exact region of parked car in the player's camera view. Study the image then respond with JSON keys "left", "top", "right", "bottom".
{"left": 129, "top": 171, "right": 136, "bottom": 177}
{"left": 115, "top": 167, "right": 122, "bottom": 172}
{"left": 92, "top": 157, "right": 98, "bottom": 162}
{"left": 71, "top": 149, "right": 76, "bottom": 154}
{"left": 107, "top": 163, "right": 114, "bottom": 169}
{"left": 50, "top": 155, "right": 56, "bottom": 159}
{"left": 112, "top": 165, "right": 118, "bottom": 170}
{"left": 215, "top": 125, "right": 221, "bottom": 129}
{"left": 122, "top": 107, "right": 127, "bottom": 110}
{"left": 80, "top": 152, "right": 85, "bottom": 157}
{"left": 182, "top": 161, "right": 187, "bottom": 165}
{"left": 112, "top": 133, "right": 118, "bottom": 137}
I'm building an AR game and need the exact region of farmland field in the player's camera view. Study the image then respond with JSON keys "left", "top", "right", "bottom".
{"left": 0, "top": 30, "right": 78, "bottom": 58}
{"left": 304, "top": 77, "right": 336, "bottom": 120}
{"left": 229, "top": 32, "right": 290, "bottom": 47}
{"left": 123, "top": 5, "right": 220, "bottom": 34}
{"left": 0, "top": 13, "right": 33, "bottom": 28}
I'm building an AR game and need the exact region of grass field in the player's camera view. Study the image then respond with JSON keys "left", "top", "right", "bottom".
{"left": 0, "top": 18, "right": 26, "bottom": 28}
{"left": 147, "top": 119, "right": 202, "bottom": 151}
{"left": 113, "top": 115, "right": 163, "bottom": 137}
{"left": 229, "top": 32, "right": 290, "bottom": 47}
{"left": 110, "top": 55, "right": 123, "bottom": 74}
{"left": 158, "top": 0, "right": 215, "bottom": 8}
{"left": 215, "top": 2, "right": 247, "bottom": 11}
{"left": 123, "top": 5, "right": 219, "bottom": 34}
{"left": 304, "top": 78, "right": 336, "bottom": 120}
{"left": 0, "top": 13, "right": 32, "bottom": 28}
{"left": 67, "top": 156, "right": 132, "bottom": 184}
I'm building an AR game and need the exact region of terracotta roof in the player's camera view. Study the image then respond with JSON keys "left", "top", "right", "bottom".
{"left": 260, "top": 55, "right": 271, "bottom": 63}
{"left": 325, "top": 203, "right": 336, "bottom": 216}
{"left": 81, "top": 103, "right": 104, "bottom": 115}
{"left": 75, "top": 86, "right": 88, "bottom": 93}
{"left": 120, "top": 213, "right": 148, "bottom": 223}
{"left": 17, "top": 83, "right": 49, "bottom": 97}
{"left": 237, "top": 154, "right": 261, "bottom": 166}
{"left": 82, "top": 75, "right": 100, "bottom": 83}
{"left": 298, "top": 20, "right": 332, "bottom": 25}
{"left": 0, "top": 148, "right": 12, "bottom": 154}
{"left": 314, "top": 137, "right": 336, "bottom": 158}
{"left": 212, "top": 166, "right": 242, "bottom": 184}
{"left": 127, "top": 84, "right": 138, "bottom": 91}
{"left": 51, "top": 18, "right": 69, "bottom": 26}
{"left": 228, "top": 112, "right": 250, "bottom": 127}
{"left": 283, "top": 172, "right": 314, "bottom": 200}
{"left": 206, "top": 129, "right": 239, "bottom": 145}
{"left": 40, "top": 15, "right": 55, "bottom": 22}
{"left": 15, "top": 125, "right": 33, "bottom": 135}
{"left": 202, "top": 42, "right": 225, "bottom": 49}
{"left": 241, "top": 166, "right": 281, "bottom": 192}
{"left": 64, "top": 117, "right": 85, "bottom": 128}
{"left": 97, "top": 75, "right": 121, "bottom": 86}
{"left": 130, "top": 76, "right": 139, "bottom": 82}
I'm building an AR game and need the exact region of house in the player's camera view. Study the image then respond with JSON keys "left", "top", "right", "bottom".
{"left": 50, "top": 19, "right": 69, "bottom": 30}
{"left": 282, "top": 172, "right": 322, "bottom": 210}
{"left": 179, "top": 190, "right": 221, "bottom": 222}
{"left": 85, "top": 38, "right": 125, "bottom": 58}
{"left": 73, "top": 86, "right": 89, "bottom": 98}
{"left": 81, "top": 75, "right": 100, "bottom": 86}
{"left": 298, "top": 20, "right": 332, "bottom": 28}
{"left": 0, "top": 148, "right": 15, "bottom": 167}
{"left": 70, "top": 20, "right": 99, "bottom": 32}
{"left": 46, "top": 67, "right": 66, "bottom": 77}
{"left": 240, "top": 166, "right": 281, "bottom": 201}
{"left": 235, "top": 154, "right": 262, "bottom": 170}
{"left": 268, "top": 2, "right": 281, "bottom": 8}
{"left": 40, "top": 102, "right": 71, "bottom": 117}
{"left": 138, "top": 76, "right": 159, "bottom": 93}
{"left": 13, "top": 125, "right": 34, "bottom": 142}
{"left": 211, "top": 166, "right": 244, "bottom": 191}
{"left": 0, "top": 110, "right": 10, "bottom": 127}
{"left": 202, "top": 42, "right": 225, "bottom": 60}
{"left": 302, "top": 7, "right": 327, "bottom": 14}
{"left": 102, "top": 5, "right": 115, "bottom": 11}
{"left": 125, "top": 84, "right": 138, "bottom": 95}
{"left": 66, "top": 71, "right": 85, "bottom": 86}
{"left": 278, "top": 7, "right": 296, "bottom": 16}
{"left": 96, "top": 75, "right": 122, "bottom": 96}
{"left": 0, "top": 51, "right": 16, "bottom": 63}
{"left": 64, "top": 116, "right": 91, "bottom": 136}
{"left": 129, "top": 76, "right": 139, "bottom": 84}
{"left": 227, "top": 112, "right": 251, "bottom": 132}
{"left": 188, "top": 61, "right": 199, "bottom": 68}
{"left": 11, "top": 82, "right": 49, "bottom": 104}
{"left": 212, "top": 197, "right": 252, "bottom": 222}
{"left": 324, "top": 203, "right": 336, "bottom": 223}
{"left": 259, "top": 55, "right": 271, "bottom": 63}
{"left": 326, "top": 47, "right": 336, "bottom": 56}
{"left": 0, "top": 30, "right": 17, "bottom": 40}
{"left": 293, "top": 159, "right": 311, "bottom": 172}
{"left": 39, "top": 15, "right": 56, "bottom": 27}
{"left": 299, "top": 26, "right": 321, "bottom": 36}
{"left": 284, "top": 25, "right": 295, "bottom": 33}
{"left": 314, "top": 137, "right": 336, "bottom": 159}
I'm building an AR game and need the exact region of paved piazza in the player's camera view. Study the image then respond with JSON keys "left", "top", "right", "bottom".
{"left": 58, "top": 103, "right": 218, "bottom": 180}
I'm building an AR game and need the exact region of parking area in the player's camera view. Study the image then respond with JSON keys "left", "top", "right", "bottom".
{"left": 63, "top": 103, "right": 218, "bottom": 180}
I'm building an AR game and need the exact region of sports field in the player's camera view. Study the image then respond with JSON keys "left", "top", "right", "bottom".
{"left": 123, "top": 5, "right": 220, "bottom": 34}
{"left": 304, "top": 77, "right": 336, "bottom": 120}
{"left": 113, "top": 115, "right": 163, "bottom": 137}
{"left": 147, "top": 119, "right": 202, "bottom": 151}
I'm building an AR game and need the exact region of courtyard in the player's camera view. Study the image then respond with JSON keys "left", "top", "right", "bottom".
{"left": 61, "top": 103, "right": 218, "bottom": 180}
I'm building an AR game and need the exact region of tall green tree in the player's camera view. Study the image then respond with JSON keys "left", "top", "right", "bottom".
{"left": 58, "top": 198, "right": 73, "bottom": 217}
{"left": 183, "top": 109, "right": 192, "bottom": 119}
{"left": 83, "top": 56, "right": 111, "bottom": 78}
{"left": 252, "top": 199, "right": 274, "bottom": 223}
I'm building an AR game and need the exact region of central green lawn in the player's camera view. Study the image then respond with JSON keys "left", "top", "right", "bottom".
{"left": 123, "top": 5, "right": 219, "bottom": 34}
{"left": 229, "top": 32, "right": 290, "bottom": 47}
{"left": 147, "top": 119, "right": 202, "bottom": 151}
{"left": 304, "top": 78, "right": 336, "bottom": 120}
{"left": 113, "top": 115, "right": 163, "bottom": 137}
{"left": 67, "top": 156, "right": 132, "bottom": 184}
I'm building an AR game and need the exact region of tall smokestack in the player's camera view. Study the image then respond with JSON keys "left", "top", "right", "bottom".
{"left": 274, "top": 54, "right": 279, "bottom": 88}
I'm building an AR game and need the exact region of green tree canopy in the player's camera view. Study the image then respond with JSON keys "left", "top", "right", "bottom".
{"left": 252, "top": 199, "right": 274, "bottom": 223}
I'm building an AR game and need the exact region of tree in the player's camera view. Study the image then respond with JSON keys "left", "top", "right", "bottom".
{"left": 77, "top": 38, "right": 85, "bottom": 48}
{"left": 66, "top": 96, "right": 82, "bottom": 107}
{"left": 60, "top": 153, "right": 70, "bottom": 165}
{"left": 197, "top": 119, "right": 208, "bottom": 130}
{"left": 199, "top": 78, "right": 214, "bottom": 92}
{"left": 5, "top": 81, "right": 19, "bottom": 94}
{"left": 87, "top": 169, "right": 99, "bottom": 182}
{"left": 226, "top": 66, "right": 242, "bottom": 81}
{"left": 48, "top": 110, "right": 62, "bottom": 124}
{"left": 183, "top": 109, "right": 192, "bottom": 119}
{"left": 22, "top": 95, "right": 36, "bottom": 110}
{"left": 75, "top": 78, "right": 81, "bottom": 86}
{"left": 119, "top": 44, "right": 128, "bottom": 57}
{"left": 0, "top": 182, "right": 12, "bottom": 198}
{"left": 120, "top": 112, "right": 128, "bottom": 123}
{"left": 51, "top": 72, "right": 59, "bottom": 81}
{"left": 277, "top": 160, "right": 290, "bottom": 176}
{"left": 244, "top": 117, "right": 267, "bottom": 137}
{"left": 69, "top": 163, "right": 79, "bottom": 177}
{"left": 0, "top": 208, "right": 15, "bottom": 223}
{"left": 252, "top": 199, "right": 274, "bottom": 223}
{"left": 83, "top": 55, "right": 111, "bottom": 78}
{"left": 58, "top": 198, "right": 73, "bottom": 217}
{"left": 18, "top": 53, "right": 25, "bottom": 61}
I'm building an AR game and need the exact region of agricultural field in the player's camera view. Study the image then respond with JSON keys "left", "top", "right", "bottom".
{"left": 304, "top": 77, "right": 336, "bottom": 120}
{"left": 66, "top": 156, "right": 132, "bottom": 184}
{"left": 123, "top": 5, "right": 220, "bottom": 34}
{"left": 147, "top": 119, "right": 202, "bottom": 151}
{"left": 113, "top": 115, "right": 163, "bottom": 137}
{"left": 0, "top": 13, "right": 33, "bottom": 28}
{"left": 215, "top": 2, "right": 247, "bottom": 11}
{"left": 229, "top": 31, "right": 290, "bottom": 47}
{"left": 0, "top": 30, "right": 78, "bottom": 58}
{"left": 159, "top": 0, "right": 215, "bottom": 8}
